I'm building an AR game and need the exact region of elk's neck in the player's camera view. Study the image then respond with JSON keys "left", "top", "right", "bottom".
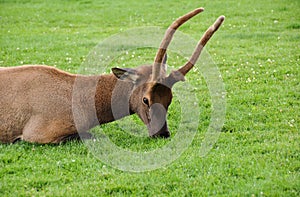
{"left": 73, "top": 73, "right": 135, "bottom": 131}
{"left": 94, "top": 74, "right": 135, "bottom": 125}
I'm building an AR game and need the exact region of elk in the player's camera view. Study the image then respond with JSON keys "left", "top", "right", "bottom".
{"left": 0, "top": 8, "right": 224, "bottom": 144}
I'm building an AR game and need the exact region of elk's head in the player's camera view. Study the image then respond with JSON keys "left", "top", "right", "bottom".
{"left": 112, "top": 8, "right": 224, "bottom": 138}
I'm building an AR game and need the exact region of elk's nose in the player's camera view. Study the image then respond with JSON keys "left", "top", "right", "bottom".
{"left": 150, "top": 122, "right": 170, "bottom": 138}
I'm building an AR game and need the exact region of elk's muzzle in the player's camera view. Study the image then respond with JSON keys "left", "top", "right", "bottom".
{"left": 148, "top": 103, "right": 170, "bottom": 138}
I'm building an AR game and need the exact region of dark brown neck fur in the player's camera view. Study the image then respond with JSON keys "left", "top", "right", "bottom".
{"left": 94, "top": 74, "right": 135, "bottom": 125}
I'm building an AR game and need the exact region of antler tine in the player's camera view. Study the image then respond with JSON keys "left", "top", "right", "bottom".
{"left": 152, "top": 7, "right": 205, "bottom": 81}
{"left": 178, "top": 15, "right": 225, "bottom": 76}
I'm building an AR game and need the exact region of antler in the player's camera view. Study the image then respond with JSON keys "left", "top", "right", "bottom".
{"left": 152, "top": 8, "right": 204, "bottom": 81}
{"left": 178, "top": 15, "right": 225, "bottom": 76}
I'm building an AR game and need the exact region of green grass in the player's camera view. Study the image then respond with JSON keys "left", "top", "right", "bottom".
{"left": 1, "top": 0, "right": 299, "bottom": 196}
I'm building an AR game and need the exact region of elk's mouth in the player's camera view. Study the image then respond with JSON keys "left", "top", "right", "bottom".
{"left": 148, "top": 121, "right": 170, "bottom": 138}
{"left": 150, "top": 130, "right": 170, "bottom": 138}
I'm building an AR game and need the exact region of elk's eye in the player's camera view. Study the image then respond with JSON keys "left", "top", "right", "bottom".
{"left": 142, "top": 97, "right": 149, "bottom": 107}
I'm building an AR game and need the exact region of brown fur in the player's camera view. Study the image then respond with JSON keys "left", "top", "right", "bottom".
{"left": 0, "top": 65, "right": 170, "bottom": 143}
{"left": 0, "top": 8, "right": 224, "bottom": 144}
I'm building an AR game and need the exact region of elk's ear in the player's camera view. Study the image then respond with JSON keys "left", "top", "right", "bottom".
{"left": 112, "top": 67, "right": 140, "bottom": 83}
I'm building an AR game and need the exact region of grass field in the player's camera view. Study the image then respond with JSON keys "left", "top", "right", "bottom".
{"left": 0, "top": 0, "right": 299, "bottom": 196}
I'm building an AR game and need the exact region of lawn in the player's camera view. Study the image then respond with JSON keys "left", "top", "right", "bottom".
{"left": 0, "top": 0, "right": 299, "bottom": 196}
